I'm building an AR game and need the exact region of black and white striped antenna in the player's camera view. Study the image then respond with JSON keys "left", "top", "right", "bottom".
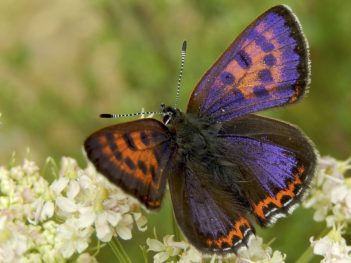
{"left": 100, "top": 41, "right": 187, "bottom": 119}
{"left": 100, "top": 111, "right": 162, "bottom": 119}
{"left": 174, "top": 41, "right": 187, "bottom": 109}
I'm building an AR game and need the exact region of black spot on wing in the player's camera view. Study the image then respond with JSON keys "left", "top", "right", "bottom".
{"left": 258, "top": 69, "right": 273, "bottom": 82}
{"left": 234, "top": 50, "right": 252, "bottom": 69}
{"left": 253, "top": 86, "right": 269, "bottom": 97}
{"left": 140, "top": 131, "right": 150, "bottom": 146}
{"left": 220, "top": 72, "right": 235, "bottom": 85}
{"left": 123, "top": 133, "right": 137, "bottom": 150}
{"left": 262, "top": 202, "right": 277, "bottom": 217}
{"left": 114, "top": 149, "right": 122, "bottom": 160}
{"left": 255, "top": 35, "right": 274, "bottom": 52}
{"left": 125, "top": 157, "right": 136, "bottom": 170}
{"left": 280, "top": 195, "right": 291, "bottom": 206}
{"left": 105, "top": 132, "right": 122, "bottom": 160}
{"left": 264, "top": 54, "right": 276, "bottom": 66}
{"left": 106, "top": 132, "right": 117, "bottom": 151}
{"left": 138, "top": 160, "right": 148, "bottom": 174}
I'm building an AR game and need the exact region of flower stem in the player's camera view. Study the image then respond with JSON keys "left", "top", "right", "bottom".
{"left": 294, "top": 245, "right": 313, "bottom": 263}
{"left": 114, "top": 237, "right": 132, "bottom": 263}
{"left": 140, "top": 245, "right": 149, "bottom": 263}
{"left": 92, "top": 240, "right": 102, "bottom": 257}
{"left": 108, "top": 241, "right": 126, "bottom": 263}
{"left": 171, "top": 210, "right": 181, "bottom": 241}
{"left": 108, "top": 238, "right": 132, "bottom": 263}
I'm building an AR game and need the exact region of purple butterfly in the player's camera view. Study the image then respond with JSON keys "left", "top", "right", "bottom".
{"left": 84, "top": 5, "right": 317, "bottom": 253}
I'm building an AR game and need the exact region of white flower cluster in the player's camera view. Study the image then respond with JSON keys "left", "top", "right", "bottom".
{"left": 236, "top": 237, "right": 286, "bottom": 263}
{"left": 304, "top": 156, "right": 351, "bottom": 226}
{"left": 0, "top": 157, "right": 147, "bottom": 262}
{"left": 310, "top": 225, "right": 351, "bottom": 263}
{"left": 146, "top": 235, "right": 285, "bottom": 263}
{"left": 147, "top": 235, "right": 202, "bottom": 263}
{"left": 304, "top": 156, "right": 351, "bottom": 262}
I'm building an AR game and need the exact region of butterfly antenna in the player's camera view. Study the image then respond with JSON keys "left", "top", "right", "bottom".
{"left": 174, "top": 41, "right": 187, "bottom": 109}
{"left": 100, "top": 111, "right": 162, "bottom": 119}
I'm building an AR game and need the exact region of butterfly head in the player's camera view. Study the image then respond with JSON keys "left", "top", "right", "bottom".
{"left": 160, "top": 103, "right": 182, "bottom": 126}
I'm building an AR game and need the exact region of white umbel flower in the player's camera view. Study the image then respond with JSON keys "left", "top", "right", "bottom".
{"left": 1, "top": 155, "right": 148, "bottom": 261}
{"left": 235, "top": 236, "right": 286, "bottom": 263}
{"left": 310, "top": 225, "right": 351, "bottom": 262}
{"left": 303, "top": 156, "right": 351, "bottom": 226}
{"left": 55, "top": 219, "right": 93, "bottom": 258}
{"left": 52, "top": 157, "right": 147, "bottom": 243}
{"left": 146, "top": 234, "right": 285, "bottom": 263}
{"left": 147, "top": 235, "right": 190, "bottom": 263}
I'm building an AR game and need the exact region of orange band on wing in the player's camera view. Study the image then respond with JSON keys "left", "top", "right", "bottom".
{"left": 206, "top": 217, "right": 251, "bottom": 248}
{"left": 253, "top": 165, "right": 305, "bottom": 220}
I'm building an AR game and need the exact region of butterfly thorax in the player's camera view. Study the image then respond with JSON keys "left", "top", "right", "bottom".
{"left": 162, "top": 105, "right": 222, "bottom": 166}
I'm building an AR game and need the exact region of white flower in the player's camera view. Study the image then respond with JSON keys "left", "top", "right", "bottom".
{"left": 310, "top": 225, "right": 351, "bottom": 262}
{"left": 133, "top": 212, "right": 148, "bottom": 232}
{"left": 0, "top": 218, "right": 29, "bottom": 263}
{"left": 50, "top": 176, "right": 70, "bottom": 196}
{"left": 22, "top": 159, "right": 39, "bottom": 176}
{"left": 178, "top": 246, "right": 202, "bottom": 263}
{"left": 237, "top": 236, "right": 286, "bottom": 263}
{"left": 303, "top": 156, "right": 351, "bottom": 226}
{"left": 51, "top": 156, "right": 148, "bottom": 243}
{"left": 56, "top": 196, "right": 78, "bottom": 213}
{"left": 147, "top": 234, "right": 285, "bottom": 263}
{"left": 55, "top": 219, "right": 93, "bottom": 258}
{"left": 94, "top": 209, "right": 121, "bottom": 242}
{"left": 115, "top": 214, "right": 133, "bottom": 240}
{"left": 76, "top": 253, "right": 98, "bottom": 263}
{"left": 31, "top": 198, "right": 55, "bottom": 223}
{"left": 147, "top": 235, "right": 188, "bottom": 263}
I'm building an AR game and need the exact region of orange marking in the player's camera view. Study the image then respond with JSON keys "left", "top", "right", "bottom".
{"left": 289, "top": 85, "right": 303, "bottom": 103}
{"left": 262, "top": 30, "right": 274, "bottom": 41}
{"left": 225, "top": 60, "right": 246, "bottom": 84}
{"left": 253, "top": 165, "right": 305, "bottom": 219}
{"left": 256, "top": 23, "right": 266, "bottom": 33}
{"left": 99, "top": 136, "right": 162, "bottom": 190}
{"left": 206, "top": 217, "right": 251, "bottom": 248}
{"left": 147, "top": 199, "right": 161, "bottom": 207}
{"left": 141, "top": 195, "right": 161, "bottom": 208}
{"left": 128, "top": 132, "right": 145, "bottom": 149}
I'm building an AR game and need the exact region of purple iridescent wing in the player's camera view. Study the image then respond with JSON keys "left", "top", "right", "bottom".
{"left": 218, "top": 114, "right": 317, "bottom": 226}
{"left": 168, "top": 165, "right": 255, "bottom": 253}
{"left": 187, "top": 5, "right": 310, "bottom": 123}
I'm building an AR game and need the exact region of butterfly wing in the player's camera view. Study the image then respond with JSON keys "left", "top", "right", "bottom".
{"left": 168, "top": 163, "right": 255, "bottom": 254}
{"left": 84, "top": 119, "right": 173, "bottom": 209}
{"left": 217, "top": 114, "right": 317, "bottom": 226}
{"left": 187, "top": 5, "right": 310, "bottom": 123}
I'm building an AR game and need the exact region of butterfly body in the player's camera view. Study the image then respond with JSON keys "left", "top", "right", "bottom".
{"left": 163, "top": 107, "right": 219, "bottom": 161}
{"left": 85, "top": 5, "right": 317, "bottom": 254}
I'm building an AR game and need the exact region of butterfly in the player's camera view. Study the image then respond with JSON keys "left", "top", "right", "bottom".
{"left": 84, "top": 5, "right": 317, "bottom": 254}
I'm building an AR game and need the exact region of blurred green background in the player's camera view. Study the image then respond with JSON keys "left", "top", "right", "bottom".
{"left": 0, "top": 0, "right": 350, "bottom": 262}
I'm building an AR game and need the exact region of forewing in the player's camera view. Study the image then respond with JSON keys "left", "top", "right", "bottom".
{"left": 218, "top": 114, "right": 317, "bottom": 226}
{"left": 168, "top": 165, "right": 255, "bottom": 254}
{"left": 187, "top": 5, "right": 310, "bottom": 123}
{"left": 84, "top": 119, "right": 173, "bottom": 209}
